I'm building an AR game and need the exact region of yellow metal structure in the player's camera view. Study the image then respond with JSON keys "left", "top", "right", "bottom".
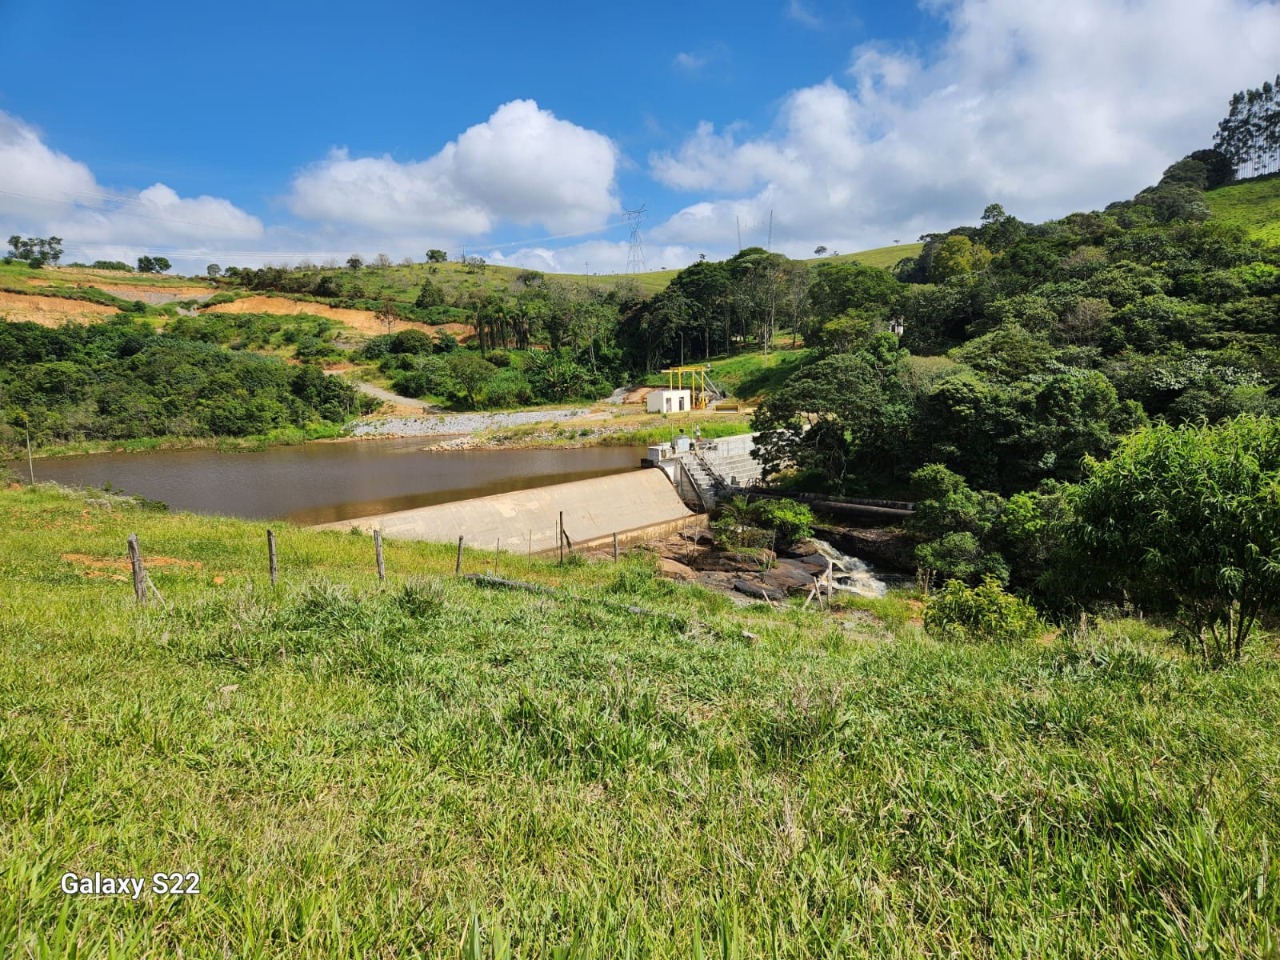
{"left": 662, "top": 366, "right": 715, "bottom": 409}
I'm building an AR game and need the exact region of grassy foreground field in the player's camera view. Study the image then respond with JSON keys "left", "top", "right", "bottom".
{"left": 2, "top": 484, "right": 1279, "bottom": 958}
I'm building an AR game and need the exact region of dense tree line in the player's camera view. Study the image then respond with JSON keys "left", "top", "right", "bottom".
{"left": 1214, "top": 74, "right": 1280, "bottom": 179}
{"left": 0, "top": 318, "right": 361, "bottom": 447}
{"left": 746, "top": 148, "right": 1279, "bottom": 622}
{"left": 358, "top": 329, "right": 615, "bottom": 410}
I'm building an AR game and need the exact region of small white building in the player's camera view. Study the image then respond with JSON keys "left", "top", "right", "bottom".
{"left": 646, "top": 388, "right": 692, "bottom": 414}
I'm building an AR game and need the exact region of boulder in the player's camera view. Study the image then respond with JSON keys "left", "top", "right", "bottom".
{"left": 659, "top": 558, "right": 697, "bottom": 581}
{"left": 733, "top": 579, "right": 787, "bottom": 602}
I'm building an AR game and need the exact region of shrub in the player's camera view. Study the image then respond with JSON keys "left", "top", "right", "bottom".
{"left": 390, "top": 329, "right": 434, "bottom": 355}
{"left": 483, "top": 369, "right": 533, "bottom": 407}
{"left": 924, "top": 576, "right": 1041, "bottom": 644}
{"left": 1065, "top": 415, "right": 1280, "bottom": 662}
{"left": 753, "top": 498, "right": 815, "bottom": 543}
{"left": 360, "top": 334, "right": 394, "bottom": 360}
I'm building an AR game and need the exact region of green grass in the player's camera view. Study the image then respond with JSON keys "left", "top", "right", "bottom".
{"left": 1206, "top": 173, "right": 1280, "bottom": 244}
{"left": 2, "top": 483, "right": 1279, "bottom": 956}
{"left": 593, "top": 417, "right": 755, "bottom": 447}
{"left": 823, "top": 242, "right": 924, "bottom": 270}
{"left": 644, "top": 348, "right": 815, "bottom": 400}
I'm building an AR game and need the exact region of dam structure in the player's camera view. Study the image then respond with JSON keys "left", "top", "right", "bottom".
{"left": 313, "top": 467, "right": 698, "bottom": 554}
{"left": 644, "top": 432, "right": 765, "bottom": 510}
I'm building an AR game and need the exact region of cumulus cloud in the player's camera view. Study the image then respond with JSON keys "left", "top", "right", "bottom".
{"left": 673, "top": 51, "right": 708, "bottom": 71}
{"left": 0, "top": 110, "right": 263, "bottom": 265}
{"left": 0, "top": 112, "right": 99, "bottom": 220}
{"left": 288, "top": 100, "right": 620, "bottom": 237}
{"left": 651, "top": 0, "right": 1280, "bottom": 256}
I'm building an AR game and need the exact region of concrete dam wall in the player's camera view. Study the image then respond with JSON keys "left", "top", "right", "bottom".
{"left": 312, "top": 468, "right": 696, "bottom": 553}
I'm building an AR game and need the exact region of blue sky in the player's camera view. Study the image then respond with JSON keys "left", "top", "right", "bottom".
{"left": 2, "top": 0, "right": 1279, "bottom": 274}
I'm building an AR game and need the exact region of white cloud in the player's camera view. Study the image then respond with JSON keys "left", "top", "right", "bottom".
{"left": 0, "top": 112, "right": 99, "bottom": 220}
{"left": 674, "top": 51, "right": 707, "bottom": 71}
{"left": 651, "top": 0, "right": 1280, "bottom": 257}
{"left": 491, "top": 239, "right": 699, "bottom": 276}
{"left": 0, "top": 110, "right": 263, "bottom": 266}
{"left": 787, "top": 0, "right": 823, "bottom": 29}
{"left": 288, "top": 100, "right": 619, "bottom": 237}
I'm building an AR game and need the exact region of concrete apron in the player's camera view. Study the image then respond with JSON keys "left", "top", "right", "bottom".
{"left": 312, "top": 468, "right": 696, "bottom": 554}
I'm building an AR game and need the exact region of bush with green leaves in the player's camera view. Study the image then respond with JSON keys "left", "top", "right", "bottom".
{"left": 1065, "top": 415, "right": 1280, "bottom": 662}
{"left": 483, "top": 368, "right": 533, "bottom": 407}
{"left": 909, "top": 464, "right": 1009, "bottom": 587}
{"left": 710, "top": 495, "right": 814, "bottom": 551}
{"left": 924, "top": 576, "right": 1042, "bottom": 644}
{"left": 752, "top": 498, "right": 815, "bottom": 543}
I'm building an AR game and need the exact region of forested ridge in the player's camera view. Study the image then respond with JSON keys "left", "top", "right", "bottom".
{"left": 0, "top": 317, "right": 362, "bottom": 448}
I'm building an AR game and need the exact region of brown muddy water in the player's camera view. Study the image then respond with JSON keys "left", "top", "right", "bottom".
{"left": 25, "top": 440, "right": 647, "bottom": 525}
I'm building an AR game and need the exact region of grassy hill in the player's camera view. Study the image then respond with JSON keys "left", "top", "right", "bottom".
{"left": 824, "top": 242, "right": 924, "bottom": 270}
{"left": 217, "top": 243, "right": 922, "bottom": 308}
{"left": 1206, "top": 173, "right": 1280, "bottom": 243}
{"left": 3, "top": 482, "right": 1279, "bottom": 956}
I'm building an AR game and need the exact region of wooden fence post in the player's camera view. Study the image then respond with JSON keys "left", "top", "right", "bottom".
{"left": 267, "top": 530, "right": 278, "bottom": 586}
{"left": 558, "top": 512, "right": 564, "bottom": 565}
{"left": 494, "top": 539, "right": 500, "bottom": 577}
{"left": 455, "top": 536, "right": 464, "bottom": 576}
{"left": 374, "top": 530, "right": 385, "bottom": 582}
{"left": 126, "top": 534, "right": 146, "bottom": 605}
{"left": 613, "top": 532, "right": 619, "bottom": 562}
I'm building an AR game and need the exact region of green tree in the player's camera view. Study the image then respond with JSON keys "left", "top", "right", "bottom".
{"left": 752, "top": 333, "right": 914, "bottom": 489}
{"left": 908, "top": 464, "right": 1008, "bottom": 588}
{"left": 446, "top": 353, "right": 498, "bottom": 409}
{"left": 1066, "top": 416, "right": 1280, "bottom": 662}
{"left": 414, "top": 280, "right": 444, "bottom": 309}
{"left": 426, "top": 249, "right": 448, "bottom": 263}
{"left": 930, "top": 235, "right": 992, "bottom": 282}
{"left": 136, "top": 255, "right": 170, "bottom": 274}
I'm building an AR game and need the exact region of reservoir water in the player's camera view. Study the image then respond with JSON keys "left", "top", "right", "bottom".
{"left": 24, "top": 440, "right": 647, "bottom": 525}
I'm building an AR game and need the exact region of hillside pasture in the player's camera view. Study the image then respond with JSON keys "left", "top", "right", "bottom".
{"left": 1206, "top": 172, "right": 1280, "bottom": 243}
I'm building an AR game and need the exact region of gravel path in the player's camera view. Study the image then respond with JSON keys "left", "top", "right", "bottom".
{"left": 348, "top": 407, "right": 591, "bottom": 438}
{"left": 350, "top": 380, "right": 443, "bottom": 412}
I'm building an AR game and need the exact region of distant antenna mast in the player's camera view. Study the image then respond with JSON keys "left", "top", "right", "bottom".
{"left": 767, "top": 209, "right": 773, "bottom": 251}
{"left": 624, "top": 205, "right": 647, "bottom": 273}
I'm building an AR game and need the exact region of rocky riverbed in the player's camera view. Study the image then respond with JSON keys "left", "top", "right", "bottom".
{"left": 347, "top": 408, "right": 592, "bottom": 439}
{"left": 639, "top": 523, "right": 901, "bottom": 604}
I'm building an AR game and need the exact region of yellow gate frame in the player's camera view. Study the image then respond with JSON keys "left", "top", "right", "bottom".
{"left": 662, "top": 365, "right": 714, "bottom": 409}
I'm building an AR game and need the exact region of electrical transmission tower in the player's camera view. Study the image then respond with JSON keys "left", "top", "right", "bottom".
{"left": 624, "top": 205, "right": 647, "bottom": 274}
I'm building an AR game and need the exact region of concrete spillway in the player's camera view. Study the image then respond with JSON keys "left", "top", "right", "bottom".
{"left": 312, "top": 468, "right": 696, "bottom": 553}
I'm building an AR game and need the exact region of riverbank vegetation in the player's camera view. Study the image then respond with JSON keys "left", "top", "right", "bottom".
{"left": 0, "top": 317, "right": 367, "bottom": 451}
{"left": 2, "top": 481, "right": 1278, "bottom": 956}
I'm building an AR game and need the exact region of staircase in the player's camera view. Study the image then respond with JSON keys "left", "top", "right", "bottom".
{"left": 650, "top": 433, "right": 764, "bottom": 513}
{"left": 709, "top": 451, "right": 762, "bottom": 488}
{"left": 681, "top": 455, "right": 722, "bottom": 508}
